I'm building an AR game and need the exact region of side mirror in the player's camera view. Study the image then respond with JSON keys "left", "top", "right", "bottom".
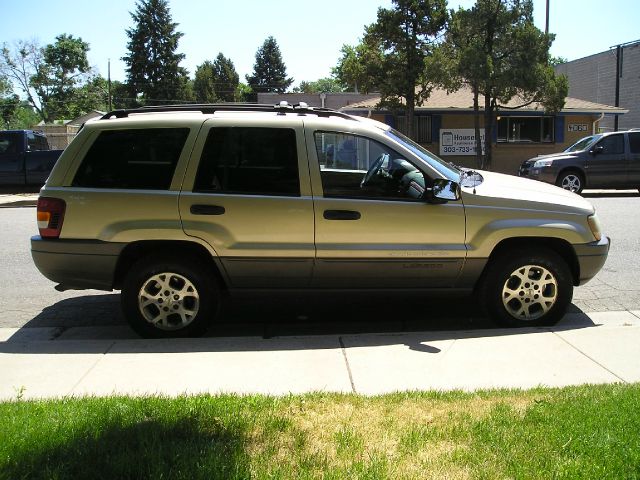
{"left": 425, "top": 179, "right": 461, "bottom": 204}
{"left": 590, "top": 145, "right": 604, "bottom": 155}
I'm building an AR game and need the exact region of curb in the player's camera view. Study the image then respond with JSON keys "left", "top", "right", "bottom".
{"left": 0, "top": 200, "right": 38, "bottom": 208}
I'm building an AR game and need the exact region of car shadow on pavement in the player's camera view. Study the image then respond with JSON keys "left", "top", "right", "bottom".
{"left": 2, "top": 292, "right": 602, "bottom": 354}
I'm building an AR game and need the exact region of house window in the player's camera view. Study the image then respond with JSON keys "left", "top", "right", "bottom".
{"left": 395, "top": 115, "right": 432, "bottom": 143}
{"left": 497, "top": 116, "right": 554, "bottom": 143}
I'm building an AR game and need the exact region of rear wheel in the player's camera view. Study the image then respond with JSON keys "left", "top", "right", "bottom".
{"left": 556, "top": 170, "right": 584, "bottom": 194}
{"left": 479, "top": 248, "right": 573, "bottom": 328}
{"left": 121, "top": 253, "right": 219, "bottom": 338}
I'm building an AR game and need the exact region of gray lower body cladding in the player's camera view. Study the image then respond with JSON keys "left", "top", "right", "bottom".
{"left": 31, "top": 236, "right": 125, "bottom": 291}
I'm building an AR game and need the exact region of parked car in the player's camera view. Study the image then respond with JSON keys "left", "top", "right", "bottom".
{"left": 518, "top": 129, "right": 640, "bottom": 194}
{"left": 31, "top": 103, "right": 609, "bottom": 338}
{"left": 0, "top": 130, "right": 64, "bottom": 187}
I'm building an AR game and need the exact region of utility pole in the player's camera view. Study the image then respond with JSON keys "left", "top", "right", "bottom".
{"left": 545, "top": 0, "right": 549, "bottom": 35}
{"left": 108, "top": 59, "right": 113, "bottom": 111}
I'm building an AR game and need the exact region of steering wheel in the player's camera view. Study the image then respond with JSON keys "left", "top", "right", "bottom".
{"left": 360, "top": 153, "right": 388, "bottom": 187}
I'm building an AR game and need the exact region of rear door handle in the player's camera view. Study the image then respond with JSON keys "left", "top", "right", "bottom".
{"left": 323, "top": 209, "right": 361, "bottom": 220}
{"left": 190, "top": 204, "right": 225, "bottom": 215}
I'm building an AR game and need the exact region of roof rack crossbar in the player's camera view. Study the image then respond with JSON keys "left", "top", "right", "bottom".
{"left": 100, "top": 103, "right": 356, "bottom": 121}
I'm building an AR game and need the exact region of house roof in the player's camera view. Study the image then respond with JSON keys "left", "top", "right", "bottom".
{"left": 341, "top": 86, "right": 628, "bottom": 115}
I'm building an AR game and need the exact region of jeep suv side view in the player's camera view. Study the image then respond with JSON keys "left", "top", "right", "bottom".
{"left": 31, "top": 103, "right": 610, "bottom": 338}
{"left": 518, "top": 129, "right": 640, "bottom": 194}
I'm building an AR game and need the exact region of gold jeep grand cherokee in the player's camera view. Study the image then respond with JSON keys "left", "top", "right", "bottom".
{"left": 31, "top": 103, "right": 609, "bottom": 338}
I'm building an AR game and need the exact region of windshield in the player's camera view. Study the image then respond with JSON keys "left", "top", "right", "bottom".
{"left": 385, "top": 129, "right": 460, "bottom": 181}
{"left": 564, "top": 134, "right": 601, "bottom": 153}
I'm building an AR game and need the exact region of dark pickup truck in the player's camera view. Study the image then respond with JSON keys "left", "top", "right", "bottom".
{"left": 0, "top": 130, "right": 64, "bottom": 187}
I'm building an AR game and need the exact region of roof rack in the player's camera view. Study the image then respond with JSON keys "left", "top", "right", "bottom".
{"left": 100, "top": 102, "right": 356, "bottom": 121}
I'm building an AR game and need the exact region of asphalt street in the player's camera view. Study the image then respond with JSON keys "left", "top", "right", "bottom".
{"left": 1, "top": 192, "right": 638, "bottom": 337}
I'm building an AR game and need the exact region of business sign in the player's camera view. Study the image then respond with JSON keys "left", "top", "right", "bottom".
{"left": 568, "top": 124, "right": 588, "bottom": 132}
{"left": 439, "top": 129, "right": 485, "bottom": 156}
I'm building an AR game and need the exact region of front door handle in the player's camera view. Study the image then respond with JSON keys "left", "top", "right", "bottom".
{"left": 190, "top": 204, "right": 225, "bottom": 215}
{"left": 323, "top": 209, "right": 361, "bottom": 220}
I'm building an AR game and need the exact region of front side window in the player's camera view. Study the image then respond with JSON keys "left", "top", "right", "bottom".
{"left": 73, "top": 128, "right": 189, "bottom": 190}
{"left": 597, "top": 134, "right": 625, "bottom": 155}
{"left": 315, "top": 131, "right": 427, "bottom": 201}
{"left": 565, "top": 135, "right": 600, "bottom": 153}
{"left": 194, "top": 127, "right": 299, "bottom": 196}
{"left": 497, "top": 117, "right": 554, "bottom": 143}
{"left": 27, "top": 133, "right": 46, "bottom": 151}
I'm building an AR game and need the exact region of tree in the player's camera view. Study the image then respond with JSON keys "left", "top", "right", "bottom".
{"left": 1, "top": 35, "right": 94, "bottom": 122}
{"left": 122, "top": 0, "right": 189, "bottom": 105}
{"left": 194, "top": 54, "right": 239, "bottom": 103}
{"left": 0, "top": 76, "right": 20, "bottom": 127}
{"left": 293, "top": 77, "right": 344, "bottom": 94}
{"left": 193, "top": 60, "right": 217, "bottom": 103}
{"left": 362, "top": 0, "right": 448, "bottom": 139}
{"left": 332, "top": 42, "right": 383, "bottom": 93}
{"left": 212, "top": 53, "right": 239, "bottom": 102}
{"left": 246, "top": 37, "right": 293, "bottom": 94}
{"left": 441, "top": 0, "right": 568, "bottom": 169}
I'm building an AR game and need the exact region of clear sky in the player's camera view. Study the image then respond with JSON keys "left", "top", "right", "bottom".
{"left": 1, "top": 0, "right": 639, "bottom": 86}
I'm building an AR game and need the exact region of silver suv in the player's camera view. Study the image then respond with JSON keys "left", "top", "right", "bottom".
{"left": 31, "top": 103, "right": 610, "bottom": 337}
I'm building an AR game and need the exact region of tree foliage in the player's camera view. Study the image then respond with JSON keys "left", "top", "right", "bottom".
{"left": 246, "top": 37, "right": 293, "bottom": 94}
{"left": 293, "top": 77, "right": 344, "bottom": 94}
{"left": 122, "top": 0, "right": 189, "bottom": 105}
{"left": 332, "top": 42, "right": 382, "bottom": 93}
{"left": 0, "top": 35, "right": 101, "bottom": 123}
{"left": 0, "top": 76, "right": 20, "bottom": 127}
{"left": 342, "top": 0, "right": 447, "bottom": 139}
{"left": 194, "top": 53, "right": 239, "bottom": 103}
{"left": 441, "top": 0, "right": 568, "bottom": 169}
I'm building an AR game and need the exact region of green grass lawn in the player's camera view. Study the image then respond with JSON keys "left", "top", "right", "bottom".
{"left": 1, "top": 384, "right": 639, "bottom": 479}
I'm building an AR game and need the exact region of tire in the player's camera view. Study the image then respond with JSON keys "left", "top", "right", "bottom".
{"left": 556, "top": 170, "right": 584, "bottom": 194}
{"left": 478, "top": 248, "right": 573, "bottom": 328}
{"left": 121, "top": 253, "right": 219, "bottom": 338}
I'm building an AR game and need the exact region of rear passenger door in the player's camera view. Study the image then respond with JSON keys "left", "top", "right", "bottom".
{"left": 586, "top": 134, "right": 627, "bottom": 188}
{"left": 179, "top": 118, "right": 315, "bottom": 288}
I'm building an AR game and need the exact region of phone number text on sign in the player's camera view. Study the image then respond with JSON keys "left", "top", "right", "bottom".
{"left": 439, "top": 129, "right": 485, "bottom": 156}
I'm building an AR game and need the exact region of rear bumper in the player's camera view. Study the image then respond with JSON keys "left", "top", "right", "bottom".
{"left": 31, "top": 236, "right": 125, "bottom": 291}
{"left": 574, "top": 236, "right": 611, "bottom": 285}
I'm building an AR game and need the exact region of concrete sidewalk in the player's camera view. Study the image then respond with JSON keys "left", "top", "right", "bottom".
{"left": 1, "top": 310, "right": 638, "bottom": 400}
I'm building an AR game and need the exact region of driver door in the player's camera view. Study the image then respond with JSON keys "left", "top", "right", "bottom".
{"left": 308, "top": 130, "right": 466, "bottom": 288}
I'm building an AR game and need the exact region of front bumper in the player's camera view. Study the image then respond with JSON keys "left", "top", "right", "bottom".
{"left": 31, "top": 236, "right": 125, "bottom": 291}
{"left": 574, "top": 236, "right": 611, "bottom": 285}
{"left": 518, "top": 164, "right": 558, "bottom": 184}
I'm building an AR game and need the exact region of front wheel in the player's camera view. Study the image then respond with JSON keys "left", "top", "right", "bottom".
{"left": 556, "top": 171, "right": 584, "bottom": 194}
{"left": 121, "top": 253, "right": 219, "bottom": 338}
{"left": 479, "top": 248, "right": 573, "bottom": 328}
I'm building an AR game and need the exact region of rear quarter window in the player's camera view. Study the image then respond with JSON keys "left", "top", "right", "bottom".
{"left": 72, "top": 128, "right": 189, "bottom": 190}
{"left": 629, "top": 132, "right": 640, "bottom": 154}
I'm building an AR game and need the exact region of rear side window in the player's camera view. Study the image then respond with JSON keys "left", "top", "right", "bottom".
{"left": 0, "top": 132, "right": 20, "bottom": 154}
{"left": 73, "top": 128, "right": 189, "bottom": 190}
{"left": 194, "top": 127, "right": 299, "bottom": 196}
{"left": 629, "top": 132, "right": 640, "bottom": 154}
